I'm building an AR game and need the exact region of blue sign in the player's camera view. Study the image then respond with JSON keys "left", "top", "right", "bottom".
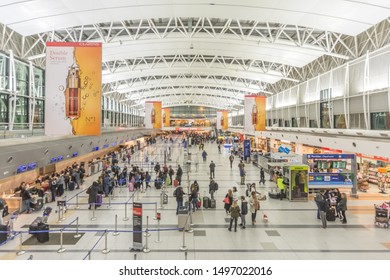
{"left": 278, "top": 146, "right": 291, "bottom": 154}
{"left": 93, "top": 146, "right": 99, "bottom": 151}
{"left": 17, "top": 165, "right": 27, "bottom": 173}
{"left": 308, "top": 172, "right": 354, "bottom": 186}
{"left": 244, "top": 140, "right": 251, "bottom": 160}
{"left": 103, "top": 144, "right": 109, "bottom": 149}
{"left": 112, "top": 142, "right": 117, "bottom": 146}
{"left": 57, "top": 156, "right": 64, "bottom": 161}
{"left": 72, "top": 152, "right": 78, "bottom": 157}
{"left": 50, "top": 157, "right": 57, "bottom": 163}
{"left": 306, "top": 154, "right": 355, "bottom": 160}
{"left": 27, "top": 162, "right": 37, "bottom": 170}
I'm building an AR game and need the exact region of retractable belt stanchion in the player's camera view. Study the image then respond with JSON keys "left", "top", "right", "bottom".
{"left": 144, "top": 216, "right": 151, "bottom": 237}
{"left": 16, "top": 232, "right": 25, "bottom": 256}
{"left": 123, "top": 200, "right": 129, "bottom": 221}
{"left": 57, "top": 229, "right": 66, "bottom": 253}
{"left": 74, "top": 217, "right": 81, "bottom": 238}
{"left": 143, "top": 216, "right": 151, "bottom": 253}
{"left": 102, "top": 229, "right": 110, "bottom": 254}
{"left": 113, "top": 214, "right": 120, "bottom": 236}
{"left": 91, "top": 203, "right": 97, "bottom": 221}
{"left": 155, "top": 212, "right": 162, "bottom": 243}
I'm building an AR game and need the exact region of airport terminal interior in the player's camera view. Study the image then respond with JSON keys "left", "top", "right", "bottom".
{"left": 0, "top": 1, "right": 390, "bottom": 261}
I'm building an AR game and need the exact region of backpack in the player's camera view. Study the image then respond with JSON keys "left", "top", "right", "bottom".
{"left": 214, "top": 183, "right": 218, "bottom": 191}
{"left": 173, "top": 188, "right": 178, "bottom": 197}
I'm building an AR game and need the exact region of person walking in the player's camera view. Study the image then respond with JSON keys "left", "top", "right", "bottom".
{"left": 238, "top": 160, "right": 245, "bottom": 185}
{"left": 209, "top": 179, "right": 218, "bottom": 199}
{"left": 249, "top": 191, "right": 260, "bottom": 225}
{"left": 239, "top": 196, "right": 248, "bottom": 229}
{"left": 228, "top": 200, "right": 241, "bottom": 232}
{"left": 209, "top": 160, "right": 216, "bottom": 179}
{"left": 338, "top": 193, "right": 348, "bottom": 224}
{"left": 259, "top": 168, "right": 265, "bottom": 185}
{"left": 229, "top": 154, "right": 234, "bottom": 168}
{"left": 202, "top": 150, "right": 208, "bottom": 162}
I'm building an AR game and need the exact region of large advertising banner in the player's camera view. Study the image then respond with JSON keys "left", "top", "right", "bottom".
{"left": 243, "top": 139, "right": 251, "bottom": 160}
{"left": 144, "top": 101, "right": 162, "bottom": 129}
{"left": 244, "top": 95, "right": 266, "bottom": 133}
{"left": 45, "top": 42, "right": 102, "bottom": 136}
{"left": 217, "top": 110, "right": 228, "bottom": 130}
{"left": 162, "top": 108, "right": 170, "bottom": 127}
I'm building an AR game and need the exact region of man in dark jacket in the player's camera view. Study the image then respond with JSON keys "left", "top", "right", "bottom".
{"left": 209, "top": 160, "right": 216, "bottom": 179}
{"left": 174, "top": 186, "right": 185, "bottom": 215}
{"left": 209, "top": 179, "right": 218, "bottom": 199}
{"left": 176, "top": 165, "right": 183, "bottom": 185}
{"left": 87, "top": 181, "right": 100, "bottom": 210}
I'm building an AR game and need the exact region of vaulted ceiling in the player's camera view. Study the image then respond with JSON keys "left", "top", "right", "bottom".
{"left": 1, "top": 0, "right": 389, "bottom": 111}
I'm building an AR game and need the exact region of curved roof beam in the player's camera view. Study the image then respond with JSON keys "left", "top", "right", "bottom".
{"left": 103, "top": 63, "right": 291, "bottom": 85}
{"left": 107, "top": 75, "right": 264, "bottom": 95}
{"left": 121, "top": 86, "right": 246, "bottom": 103}
{"left": 3, "top": 1, "right": 390, "bottom": 36}
{"left": 102, "top": 36, "right": 325, "bottom": 67}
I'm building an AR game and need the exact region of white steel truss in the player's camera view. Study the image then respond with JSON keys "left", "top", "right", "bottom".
{"left": 0, "top": 17, "right": 389, "bottom": 111}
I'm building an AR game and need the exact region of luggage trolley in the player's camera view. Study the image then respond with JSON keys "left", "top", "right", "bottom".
{"left": 374, "top": 204, "right": 389, "bottom": 228}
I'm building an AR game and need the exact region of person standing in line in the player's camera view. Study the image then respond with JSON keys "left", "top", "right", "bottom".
{"left": 228, "top": 200, "right": 241, "bottom": 232}
{"left": 87, "top": 181, "right": 99, "bottom": 210}
{"left": 314, "top": 191, "right": 324, "bottom": 220}
{"left": 239, "top": 196, "right": 248, "bottom": 229}
{"left": 21, "top": 186, "right": 32, "bottom": 214}
{"left": 209, "top": 179, "right": 217, "bottom": 200}
{"left": 249, "top": 191, "right": 260, "bottom": 225}
{"left": 57, "top": 172, "right": 65, "bottom": 197}
{"left": 229, "top": 154, "right": 234, "bottom": 168}
{"left": 174, "top": 186, "right": 185, "bottom": 215}
{"left": 209, "top": 160, "right": 216, "bottom": 179}
{"left": 338, "top": 193, "right": 348, "bottom": 224}
{"left": 49, "top": 174, "right": 58, "bottom": 202}
{"left": 259, "top": 168, "right": 265, "bottom": 185}
{"left": 176, "top": 164, "right": 183, "bottom": 185}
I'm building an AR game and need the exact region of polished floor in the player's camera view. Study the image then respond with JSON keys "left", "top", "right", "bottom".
{"left": 1, "top": 137, "right": 390, "bottom": 260}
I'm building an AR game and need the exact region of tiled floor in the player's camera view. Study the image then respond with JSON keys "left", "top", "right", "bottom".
{"left": 1, "top": 137, "right": 390, "bottom": 260}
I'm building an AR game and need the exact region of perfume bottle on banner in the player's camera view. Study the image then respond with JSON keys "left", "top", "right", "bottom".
{"left": 220, "top": 115, "right": 224, "bottom": 127}
{"left": 65, "top": 65, "right": 81, "bottom": 119}
{"left": 151, "top": 106, "right": 156, "bottom": 124}
{"left": 162, "top": 111, "right": 166, "bottom": 124}
{"left": 252, "top": 104, "right": 258, "bottom": 126}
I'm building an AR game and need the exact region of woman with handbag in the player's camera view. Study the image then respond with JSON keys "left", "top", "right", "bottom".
{"left": 228, "top": 200, "right": 241, "bottom": 232}
{"left": 249, "top": 191, "right": 260, "bottom": 225}
{"left": 224, "top": 189, "right": 233, "bottom": 215}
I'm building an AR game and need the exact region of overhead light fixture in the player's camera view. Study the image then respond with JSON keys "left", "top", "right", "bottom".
{"left": 190, "top": 43, "right": 194, "bottom": 50}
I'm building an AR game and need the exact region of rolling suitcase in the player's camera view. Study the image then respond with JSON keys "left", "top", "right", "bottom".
{"left": 163, "top": 193, "right": 168, "bottom": 204}
{"left": 0, "top": 224, "right": 8, "bottom": 244}
{"left": 128, "top": 182, "right": 134, "bottom": 192}
{"left": 203, "top": 197, "right": 210, "bottom": 209}
{"left": 96, "top": 194, "right": 102, "bottom": 207}
{"left": 326, "top": 208, "right": 336, "bottom": 221}
{"left": 68, "top": 181, "right": 75, "bottom": 191}
{"left": 210, "top": 198, "right": 216, "bottom": 209}
{"left": 36, "top": 223, "right": 50, "bottom": 243}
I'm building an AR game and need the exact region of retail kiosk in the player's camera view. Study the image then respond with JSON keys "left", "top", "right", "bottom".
{"left": 303, "top": 154, "right": 357, "bottom": 197}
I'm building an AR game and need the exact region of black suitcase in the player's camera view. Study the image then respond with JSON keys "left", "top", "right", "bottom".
{"left": 268, "top": 192, "right": 280, "bottom": 199}
{"left": 203, "top": 197, "right": 210, "bottom": 209}
{"left": 210, "top": 198, "right": 216, "bottom": 209}
{"left": 0, "top": 224, "right": 8, "bottom": 244}
{"left": 326, "top": 208, "right": 336, "bottom": 222}
{"left": 68, "top": 181, "right": 75, "bottom": 191}
{"left": 36, "top": 224, "right": 49, "bottom": 243}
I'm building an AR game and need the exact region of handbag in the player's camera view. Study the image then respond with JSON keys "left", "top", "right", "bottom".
{"left": 223, "top": 196, "right": 230, "bottom": 204}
